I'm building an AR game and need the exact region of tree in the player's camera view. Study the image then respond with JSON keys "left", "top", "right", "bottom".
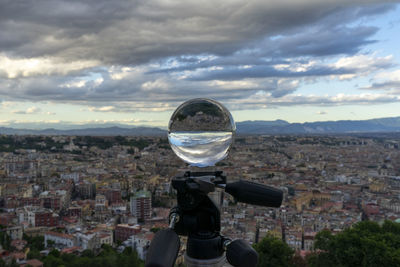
{"left": 27, "top": 249, "right": 42, "bottom": 260}
{"left": 306, "top": 251, "right": 337, "bottom": 267}
{"left": 311, "top": 220, "right": 400, "bottom": 267}
{"left": 48, "top": 249, "right": 60, "bottom": 258}
{"left": 150, "top": 227, "right": 162, "bottom": 233}
{"left": 291, "top": 252, "right": 307, "bottom": 267}
{"left": 24, "top": 234, "right": 45, "bottom": 251}
{"left": 61, "top": 252, "right": 77, "bottom": 264}
{"left": 0, "top": 231, "right": 11, "bottom": 250}
{"left": 313, "top": 229, "right": 333, "bottom": 251}
{"left": 46, "top": 240, "right": 56, "bottom": 249}
{"left": 81, "top": 249, "right": 95, "bottom": 258}
{"left": 8, "top": 259, "right": 19, "bottom": 267}
{"left": 253, "top": 234, "right": 294, "bottom": 267}
{"left": 36, "top": 241, "right": 144, "bottom": 267}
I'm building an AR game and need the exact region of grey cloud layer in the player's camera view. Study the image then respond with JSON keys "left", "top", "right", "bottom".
{"left": 0, "top": 0, "right": 399, "bottom": 111}
{"left": 0, "top": 0, "right": 394, "bottom": 64}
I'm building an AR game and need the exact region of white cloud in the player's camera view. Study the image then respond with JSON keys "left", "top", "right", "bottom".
{"left": 274, "top": 60, "right": 317, "bottom": 72}
{"left": 226, "top": 92, "right": 400, "bottom": 110}
{"left": 360, "top": 69, "right": 400, "bottom": 92}
{"left": 86, "top": 101, "right": 174, "bottom": 113}
{"left": 12, "top": 106, "right": 42, "bottom": 114}
{"left": 88, "top": 106, "right": 116, "bottom": 112}
{"left": 374, "top": 69, "right": 400, "bottom": 81}
{"left": 141, "top": 79, "right": 170, "bottom": 91}
{"left": 0, "top": 54, "right": 99, "bottom": 79}
{"left": 333, "top": 54, "right": 391, "bottom": 69}
{"left": 109, "top": 67, "right": 136, "bottom": 80}
{"left": 208, "top": 80, "right": 260, "bottom": 89}
{"left": 60, "top": 80, "right": 87, "bottom": 88}
{"left": 330, "top": 54, "right": 394, "bottom": 80}
{"left": 0, "top": 101, "right": 16, "bottom": 108}
{"left": 78, "top": 119, "right": 162, "bottom": 124}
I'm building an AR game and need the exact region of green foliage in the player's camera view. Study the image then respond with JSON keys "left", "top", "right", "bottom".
{"left": 81, "top": 249, "right": 95, "bottom": 258}
{"left": 44, "top": 255, "right": 64, "bottom": 267}
{"left": 313, "top": 229, "right": 333, "bottom": 251}
{"left": 0, "top": 231, "right": 11, "bottom": 250}
{"left": 306, "top": 251, "right": 337, "bottom": 267}
{"left": 253, "top": 234, "right": 294, "bottom": 267}
{"left": 8, "top": 259, "right": 18, "bottom": 267}
{"left": 312, "top": 220, "right": 400, "bottom": 267}
{"left": 47, "top": 240, "right": 56, "bottom": 248}
{"left": 152, "top": 198, "right": 169, "bottom": 208}
{"left": 24, "top": 235, "right": 45, "bottom": 251}
{"left": 39, "top": 245, "right": 143, "bottom": 267}
{"left": 291, "top": 252, "right": 307, "bottom": 267}
{"left": 0, "top": 135, "right": 153, "bottom": 153}
{"left": 157, "top": 138, "right": 170, "bottom": 149}
{"left": 0, "top": 135, "right": 65, "bottom": 152}
{"left": 48, "top": 249, "right": 60, "bottom": 258}
{"left": 150, "top": 227, "right": 162, "bottom": 233}
{"left": 61, "top": 253, "right": 77, "bottom": 263}
{"left": 28, "top": 249, "right": 42, "bottom": 260}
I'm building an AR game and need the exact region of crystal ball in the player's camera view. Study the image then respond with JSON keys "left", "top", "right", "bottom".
{"left": 168, "top": 98, "right": 236, "bottom": 167}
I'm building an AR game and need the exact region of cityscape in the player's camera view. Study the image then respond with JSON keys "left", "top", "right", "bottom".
{"left": 2, "top": 0, "right": 400, "bottom": 266}
{"left": 1, "top": 132, "right": 400, "bottom": 266}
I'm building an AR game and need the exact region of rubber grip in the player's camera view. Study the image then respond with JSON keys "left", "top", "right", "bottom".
{"left": 225, "top": 180, "right": 283, "bottom": 207}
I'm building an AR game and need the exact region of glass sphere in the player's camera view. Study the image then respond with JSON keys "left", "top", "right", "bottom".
{"left": 168, "top": 98, "right": 236, "bottom": 167}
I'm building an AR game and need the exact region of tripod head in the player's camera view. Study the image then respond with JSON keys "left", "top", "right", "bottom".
{"left": 145, "top": 171, "right": 283, "bottom": 267}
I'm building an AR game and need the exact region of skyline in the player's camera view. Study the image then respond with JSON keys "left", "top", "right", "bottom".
{"left": 1, "top": 1, "right": 400, "bottom": 129}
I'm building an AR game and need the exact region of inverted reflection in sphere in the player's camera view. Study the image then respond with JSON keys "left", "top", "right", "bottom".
{"left": 168, "top": 98, "right": 236, "bottom": 167}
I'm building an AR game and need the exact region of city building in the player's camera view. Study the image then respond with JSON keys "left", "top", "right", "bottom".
{"left": 115, "top": 224, "right": 141, "bottom": 242}
{"left": 130, "top": 190, "right": 152, "bottom": 221}
{"left": 44, "top": 231, "right": 75, "bottom": 248}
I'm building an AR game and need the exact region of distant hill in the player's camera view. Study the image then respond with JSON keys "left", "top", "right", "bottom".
{"left": 236, "top": 117, "right": 400, "bottom": 134}
{"left": 2, "top": 116, "right": 400, "bottom": 136}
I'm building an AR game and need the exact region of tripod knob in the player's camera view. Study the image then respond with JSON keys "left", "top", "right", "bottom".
{"left": 226, "top": 239, "right": 258, "bottom": 267}
{"left": 145, "top": 229, "right": 180, "bottom": 267}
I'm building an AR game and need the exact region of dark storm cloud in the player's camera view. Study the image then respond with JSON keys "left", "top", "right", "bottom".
{"left": 149, "top": 20, "right": 385, "bottom": 77}
{"left": 264, "top": 26, "right": 378, "bottom": 58}
{"left": 0, "top": 0, "right": 398, "bottom": 111}
{"left": 0, "top": 0, "right": 395, "bottom": 65}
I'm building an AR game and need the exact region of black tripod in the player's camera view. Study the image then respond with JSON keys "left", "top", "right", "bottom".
{"left": 145, "top": 171, "right": 283, "bottom": 267}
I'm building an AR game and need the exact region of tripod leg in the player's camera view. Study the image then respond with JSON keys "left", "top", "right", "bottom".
{"left": 145, "top": 229, "right": 180, "bottom": 267}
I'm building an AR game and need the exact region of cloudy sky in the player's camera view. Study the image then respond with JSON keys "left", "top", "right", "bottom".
{"left": 1, "top": 0, "right": 400, "bottom": 129}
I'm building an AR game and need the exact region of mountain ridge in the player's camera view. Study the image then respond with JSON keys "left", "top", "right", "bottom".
{"left": 236, "top": 117, "right": 400, "bottom": 134}
{"left": 1, "top": 116, "right": 400, "bottom": 135}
